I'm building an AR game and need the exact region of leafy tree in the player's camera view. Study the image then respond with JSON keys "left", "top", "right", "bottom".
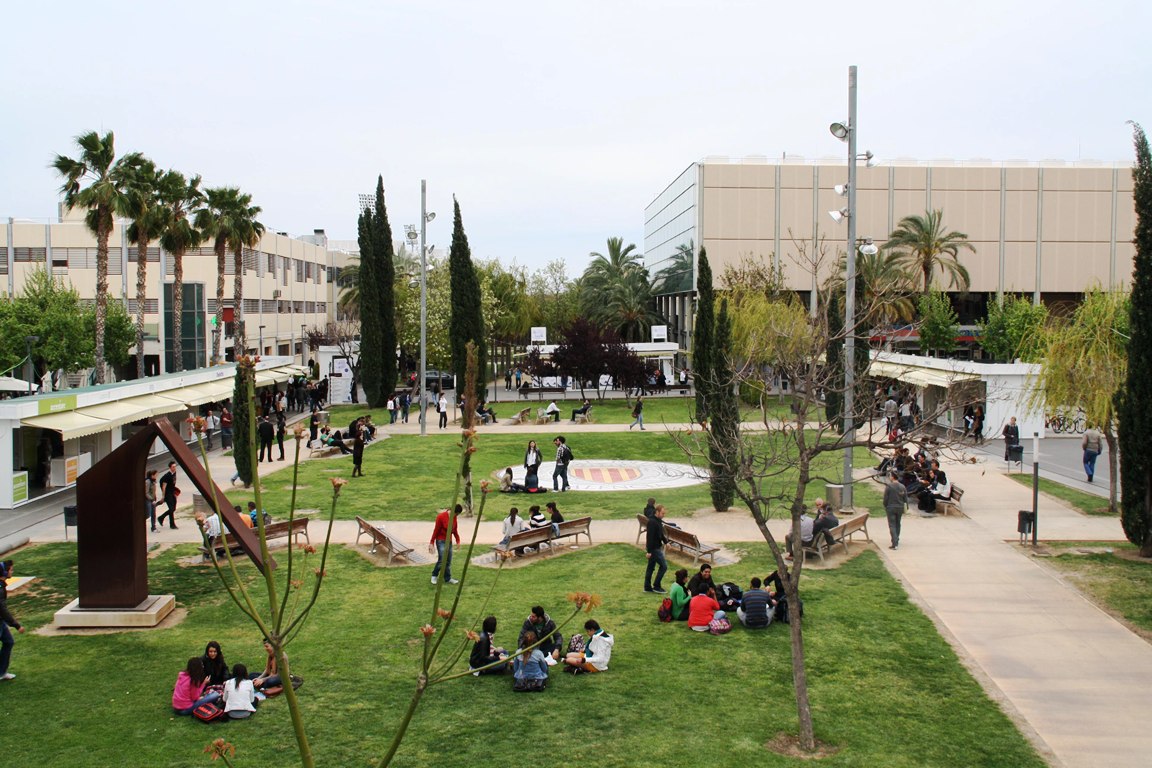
{"left": 980, "top": 294, "right": 1049, "bottom": 362}
{"left": 708, "top": 298, "right": 738, "bottom": 510}
{"left": 479, "top": 260, "right": 533, "bottom": 377}
{"left": 883, "top": 209, "right": 974, "bottom": 294}
{"left": 232, "top": 361, "right": 254, "bottom": 487}
{"left": 829, "top": 246, "right": 917, "bottom": 329}
{"left": 0, "top": 268, "right": 94, "bottom": 380}
{"left": 550, "top": 318, "right": 643, "bottom": 401}
{"left": 1031, "top": 290, "right": 1128, "bottom": 514}
{"left": 122, "top": 155, "right": 162, "bottom": 379}
{"left": 526, "top": 259, "right": 579, "bottom": 337}
{"left": 372, "top": 177, "right": 399, "bottom": 398}
{"left": 157, "top": 171, "right": 204, "bottom": 372}
{"left": 99, "top": 297, "right": 135, "bottom": 373}
{"left": 197, "top": 188, "right": 264, "bottom": 360}
{"left": 357, "top": 207, "right": 382, "bottom": 406}
{"left": 52, "top": 130, "right": 135, "bottom": 383}
{"left": 693, "top": 247, "right": 715, "bottom": 423}
{"left": 917, "top": 291, "right": 959, "bottom": 355}
{"left": 1119, "top": 122, "right": 1152, "bottom": 556}
{"left": 591, "top": 272, "right": 664, "bottom": 343}
{"left": 397, "top": 254, "right": 454, "bottom": 370}
{"left": 448, "top": 197, "right": 487, "bottom": 400}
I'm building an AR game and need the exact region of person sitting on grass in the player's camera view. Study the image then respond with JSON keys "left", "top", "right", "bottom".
{"left": 201, "top": 640, "right": 229, "bottom": 686}
{"left": 669, "top": 568, "right": 691, "bottom": 621}
{"left": 512, "top": 630, "right": 549, "bottom": 692}
{"left": 171, "top": 657, "right": 221, "bottom": 715}
{"left": 470, "top": 616, "right": 510, "bottom": 675}
{"left": 223, "top": 663, "right": 257, "bottom": 719}
{"left": 518, "top": 606, "right": 563, "bottom": 662}
{"left": 736, "top": 577, "right": 774, "bottom": 629}
{"left": 686, "top": 564, "right": 717, "bottom": 599}
{"left": 563, "top": 619, "right": 613, "bottom": 674}
{"left": 687, "top": 583, "right": 723, "bottom": 632}
{"left": 500, "top": 468, "right": 526, "bottom": 493}
{"left": 251, "top": 638, "right": 285, "bottom": 691}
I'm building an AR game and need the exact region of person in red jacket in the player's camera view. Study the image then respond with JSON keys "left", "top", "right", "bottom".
{"left": 428, "top": 504, "right": 462, "bottom": 585}
{"left": 687, "top": 583, "right": 722, "bottom": 632}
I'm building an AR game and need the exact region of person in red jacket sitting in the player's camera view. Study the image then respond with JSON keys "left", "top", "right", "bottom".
{"left": 686, "top": 583, "right": 723, "bottom": 632}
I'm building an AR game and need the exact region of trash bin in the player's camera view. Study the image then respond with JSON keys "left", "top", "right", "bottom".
{"left": 1017, "top": 510, "right": 1035, "bottom": 542}
{"left": 64, "top": 504, "right": 78, "bottom": 541}
{"left": 825, "top": 484, "right": 844, "bottom": 510}
{"left": 1007, "top": 444, "right": 1024, "bottom": 463}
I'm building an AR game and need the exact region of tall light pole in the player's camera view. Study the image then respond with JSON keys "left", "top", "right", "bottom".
{"left": 24, "top": 335, "right": 38, "bottom": 394}
{"left": 828, "top": 64, "right": 874, "bottom": 509}
{"left": 413, "top": 181, "right": 436, "bottom": 436}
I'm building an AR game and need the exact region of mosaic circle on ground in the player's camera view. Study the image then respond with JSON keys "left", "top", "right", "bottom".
{"left": 510, "top": 460, "right": 706, "bottom": 492}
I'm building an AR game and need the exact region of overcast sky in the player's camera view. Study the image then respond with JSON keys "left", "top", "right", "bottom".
{"left": 1, "top": 1, "right": 1147, "bottom": 275}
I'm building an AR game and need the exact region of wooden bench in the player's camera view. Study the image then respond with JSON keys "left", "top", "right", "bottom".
{"left": 309, "top": 442, "right": 342, "bottom": 459}
{"left": 518, "top": 385, "right": 567, "bottom": 400}
{"left": 934, "top": 485, "right": 965, "bottom": 517}
{"left": 354, "top": 516, "right": 416, "bottom": 565}
{"left": 492, "top": 516, "right": 593, "bottom": 558}
{"left": 535, "top": 407, "right": 560, "bottom": 425}
{"left": 203, "top": 517, "right": 311, "bottom": 558}
{"left": 802, "top": 511, "right": 871, "bottom": 563}
{"left": 635, "top": 513, "right": 649, "bottom": 544}
{"left": 508, "top": 407, "right": 533, "bottom": 425}
{"left": 573, "top": 406, "right": 594, "bottom": 424}
{"left": 665, "top": 525, "right": 720, "bottom": 565}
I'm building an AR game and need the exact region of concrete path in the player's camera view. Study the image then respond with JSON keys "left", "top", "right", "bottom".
{"left": 4, "top": 417, "right": 1151, "bottom": 768}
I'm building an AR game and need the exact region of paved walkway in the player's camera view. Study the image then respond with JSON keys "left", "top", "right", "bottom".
{"left": 3, "top": 417, "right": 1151, "bottom": 768}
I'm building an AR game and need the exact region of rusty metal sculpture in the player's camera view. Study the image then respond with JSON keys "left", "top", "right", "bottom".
{"left": 74, "top": 419, "right": 266, "bottom": 609}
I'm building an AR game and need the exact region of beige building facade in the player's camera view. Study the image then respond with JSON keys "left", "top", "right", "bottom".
{"left": 645, "top": 157, "right": 1136, "bottom": 352}
{"left": 4, "top": 208, "right": 351, "bottom": 377}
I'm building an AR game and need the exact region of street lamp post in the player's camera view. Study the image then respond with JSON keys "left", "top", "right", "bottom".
{"left": 24, "top": 335, "right": 39, "bottom": 394}
{"left": 409, "top": 181, "right": 436, "bottom": 436}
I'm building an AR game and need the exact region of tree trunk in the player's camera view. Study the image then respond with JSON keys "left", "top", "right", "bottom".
{"left": 234, "top": 243, "right": 246, "bottom": 354}
{"left": 94, "top": 214, "right": 110, "bottom": 384}
{"left": 172, "top": 247, "right": 184, "bottom": 372}
{"left": 1105, "top": 425, "right": 1120, "bottom": 515}
{"left": 214, "top": 241, "right": 225, "bottom": 364}
{"left": 135, "top": 238, "right": 147, "bottom": 380}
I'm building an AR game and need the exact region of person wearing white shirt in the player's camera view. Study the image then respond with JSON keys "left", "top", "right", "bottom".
{"left": 544, "top": 400, "right": 560, "bottom": 422}
{"left": 223, "top": 663, "right": 257, "bottom": 719}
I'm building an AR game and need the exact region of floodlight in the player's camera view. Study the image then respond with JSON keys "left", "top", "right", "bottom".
{"left": 425, "top": 212, "right": 436, "bottom": 222}
{"left": 834, "top": 184, "right": 848, "bottom": 196}
{"left": 828, "top": 208, "right": 849, "bottom": 224}
{"left": 859, "top": 238, "right": 878, "bottom": 256}
{"left": 829, "top": 122, "right": 849, "bottom": 141}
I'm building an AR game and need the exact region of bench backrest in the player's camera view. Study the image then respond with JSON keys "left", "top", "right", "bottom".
{"left": 556, "top": 516, "right": 591, "bottom": 535}
{"left": 508, "top": 527, "right": 552, "bottom": 546}
{"left": 951, "top": 485, "right": 965, "bottom": 501}
{"left": 666, "top": 526, "right": 701, "bottom": 548}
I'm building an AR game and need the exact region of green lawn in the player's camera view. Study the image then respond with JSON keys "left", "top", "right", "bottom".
{"left": 4, "top": 542, "right": 1045, "bottom": 768}
{"left": 224, "top": 432, "right": 885, "bottom": 523}
{"left": 1041, "top": 541, "right": 1152, "bottom": 633}
{"left": 1008, "top": 474, "right": 1115, "bottom": 516}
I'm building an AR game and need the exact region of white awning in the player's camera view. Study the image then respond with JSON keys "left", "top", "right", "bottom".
{"left": 74, "top": 400, "right": 153, "bottom": 431}
{"left": 21, "top": 411, "right": 112, "bottom": 440}
{"left": 179, "top": 379, "right": 234, "bottom": 406}
{"left": 869, "top": 361, "right": 979, "bottom": 389}
{"left": 119, "top": 393, "right": 189, "bottom": 417}
{"left": 255, "top": 368, "right": 294, "bottom": 387}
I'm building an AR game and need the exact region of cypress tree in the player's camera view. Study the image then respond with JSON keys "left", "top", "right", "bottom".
{"left": 708, "top": 298, "right": 738, "bottom": 510}
{"left": 372, "top": 176, "right": 398, "bottom": 400}
{"left": 358, "top": 207, "right": 382, "bottom": 407}
{"left": 231, "top": 359, "right": 254, "bottom": 487}
{"left": 693, "top": 247, "right": 715, "bottom": 423}
{"left": 825, "top": 291, "right": 844, "bottom": 429}
{"left": 448, "top": 197, "right": 487, "bottom": 401}
{"left": 1118, "top": 122, "right": 1152, "bottom": 556}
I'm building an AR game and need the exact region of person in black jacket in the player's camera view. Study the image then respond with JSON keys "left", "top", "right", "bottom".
{"left": 258, "top": 415, "right": 275, "bottom": 462}
{"left": 1002, "top": 416, "right": 1020, "bottom": 461}
{"left": 469, "top": 616, "right": 509, "bottom": 675}
{"left": 157, "top": 461, "right": 180, "bottom": 529}
{"left": 518, "top": 606, "right": 563, "bottom": 661}
{"left": 0, "top": 560, "right": 25, "bottom": 681}
{"left": 644, "top": 504, "right": 669, "bottom": 593}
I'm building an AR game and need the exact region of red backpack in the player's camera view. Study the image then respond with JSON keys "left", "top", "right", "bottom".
{"left": 657, "top": 597, "right": 673, "bottom": 622}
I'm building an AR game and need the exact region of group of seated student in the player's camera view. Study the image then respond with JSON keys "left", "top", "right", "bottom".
{"left": 783, "top": 498, "right": 840, "bottom": 557}
{"left": 498, "top": 504, "right": 564, "bottom": 554}
{"left": 470, "top": 610, "right": 612, "bottom": 687}
{"left": 501, "top": 467, "right": 543, "bottom": 493}
{"left": 678, "top": 565, "right": 787, "bottom": 632}
{"left": 171, "top": 639, "right": 286, "bottom": 719}
{"left": 877, "top": 444, "right": 952, "bottom": 513}
{"left": 347, "top": 416, "right": 375, "bottom": 443}
{"left": 197, "top": 505, "right": 274, "bottom": 559}
{"left": 317, "top": 425, "right": 353, "bottom": 454}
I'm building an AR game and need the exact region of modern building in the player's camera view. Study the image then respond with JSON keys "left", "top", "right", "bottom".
{"left": 645, "top": 156, "right": 1137, "bottom": 355}
{"left": 3, "top": 207, "right": 352, "bottom": 379}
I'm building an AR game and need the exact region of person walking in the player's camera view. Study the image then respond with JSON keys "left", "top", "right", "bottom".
{"left": 437, "top": 393, "right": 448, "bottom": 430}
{"left": 351, "top": 424, "right": 366, "bottom": 478}
{"left": 1, "top": 560, "right": 26, "bottom": 681}
{"left": 145, "top": 469, "right": 159, "bottom": 532}
{"left": 1002, "top": 416, "right": 1020, "bottom": 461}
{"left": 204, "top": 409, "right": 219, "bottom": 450}
{"left": 552, "top": 436, "right": 572, "bottom": 492}
{"left": 629, "top": 396, "right": 645, "bottom": 431}
{"left": 275, "top": 411, "right": 287, "bottom": 461}
{"left": 428, "top": 505, "right": 461, "bottom": 585}
{"left": 158, "top": 461, "right": 180, "bottom": 530}
{"left": 1082, "top": 424, "right": 1103, "bottom": 482}
{"left": 644, "top": 504, "right": 669, "bottom": 593}
{"left": 258, "top": 415, "right": 275, "bottom": 462}
{"left": 883, "top": 471, "right": 908, "bottom": 550}
{"left": 219, "top": 405, "right": 234, "bottom": 450}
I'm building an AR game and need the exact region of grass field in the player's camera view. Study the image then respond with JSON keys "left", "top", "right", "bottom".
{"left": 223, "top": 429, "right": 882, "bottom": 524}
{"left": 2, "top": 541, "right": 1045, "bottom": 768}
{"left": 1007, "top": 474, "right": 1114, "bottom": 516}
{"left": 1041, "top": 541, "right": 1152, "bottom": 634}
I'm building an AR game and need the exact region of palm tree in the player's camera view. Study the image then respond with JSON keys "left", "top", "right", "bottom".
{"left": 580, "top": 236, "right": 644, "bottom": 317}
{"left": 157, "top": 172, "right": 204, "bottom": 372}
{"left": 883, "top": 209, "right": 974, "bottom": 294}
{"left": 122, "top": 156, "right": 163, "bottom": 379}
{"left": 196, "top": 188, "right": 264, "bottom": 360}
{"left": 52, "top": 131, "right": 134, "bottom": 383}
{"left": 591, "top": 270, "right": 664, "bottom": 342}
{"left": 829, "top": 247, "right": 918, "bottom": 330}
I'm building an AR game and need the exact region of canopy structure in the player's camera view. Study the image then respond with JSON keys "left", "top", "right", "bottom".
{"left": 20, "top": 410, "right": 111, "bottom": 441}
{"left": 0, "top": 375, "right": 31, "bottom": 393}
{"left": 869, "top": 360, "right": 980, "bottom": 389}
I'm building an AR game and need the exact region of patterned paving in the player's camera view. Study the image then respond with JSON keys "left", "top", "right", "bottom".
{"left": 511, "top": 460, "right": 706, "bottom": 492}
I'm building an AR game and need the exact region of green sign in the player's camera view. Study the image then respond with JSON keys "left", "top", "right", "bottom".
{"left": 12, "top": 472, "right": 28, "bottom": 504}
{"left": 38, "top": 395, "right": 77, "bottom": 415}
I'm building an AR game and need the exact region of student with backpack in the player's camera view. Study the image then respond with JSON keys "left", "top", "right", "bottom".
{"left": 552, "top": 436, "right": 573, "bottom": 492}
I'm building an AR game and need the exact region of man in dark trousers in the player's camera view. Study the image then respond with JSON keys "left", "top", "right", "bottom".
{"left": 644, "top": 504, "right": 669, "bottom": 594}
{"left": 552, "top": 436, "right": 572, "bottom": 492}
{"left": 258, "top": 415, "right": 275, "bottom": 463}
{"left": 275, "top": 411, "right": 287, "bottom": 461}
{"left": 1002, "top": 416, "right": 1021, "bottom": 461}
{"left": 883, "top": 471, "right": 908, "bottom": 550}
{"left": 157, "top": 461, "right": 180, "bottom": 529}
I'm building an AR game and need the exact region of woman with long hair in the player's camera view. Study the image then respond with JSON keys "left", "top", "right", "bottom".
{"left": 512, "top": 630, "right": 549, "bottom": 691}
{"left": 200, "top": 640, "right": 228, "bottom": 686}
{"left": 523, "top": 440, "right": 542, "bottom": 476}
{"left": 171, "top": 657, "right": 220, "bottom": 715}
{"left": 223, "top": 663, "right": 257, "bottom": 719}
